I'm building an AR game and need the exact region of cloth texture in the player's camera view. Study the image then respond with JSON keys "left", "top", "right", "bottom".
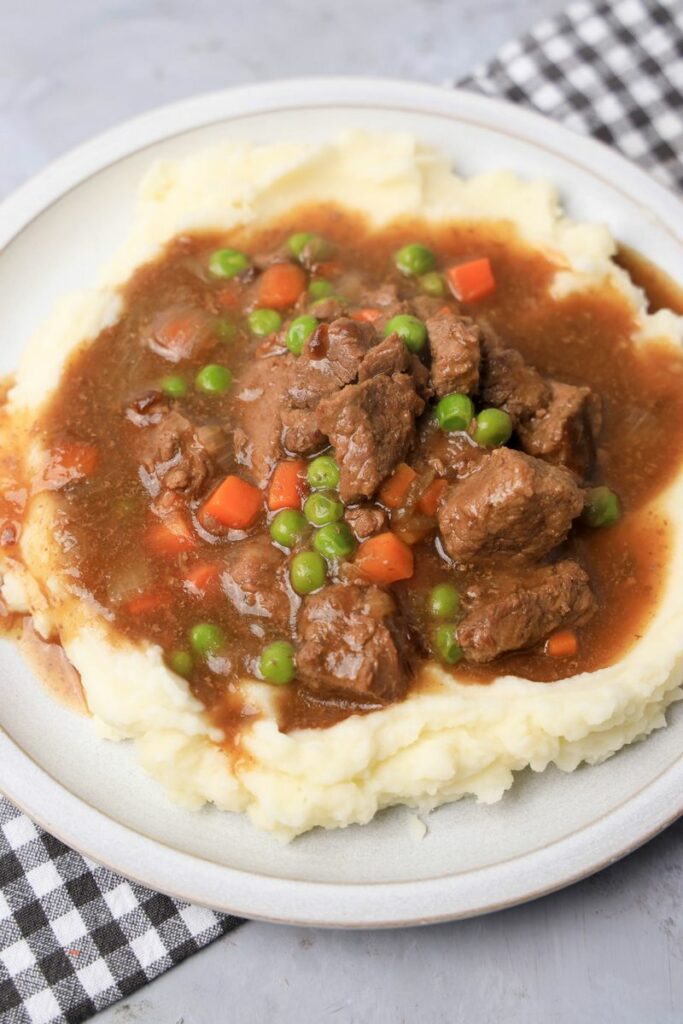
{"left": 2, "top": 0, "right": 682, "bottom": 1020}
{"left": 463, "top": 0, "right": 683, "bottom": 192}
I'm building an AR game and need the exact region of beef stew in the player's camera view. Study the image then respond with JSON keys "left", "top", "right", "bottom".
{"left": 12, "top": 209, "right": 683, "bottom": 734}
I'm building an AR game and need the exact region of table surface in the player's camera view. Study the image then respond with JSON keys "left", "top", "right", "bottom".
{"left": 3, "top": 1, "right": 682, "bottom": 1021}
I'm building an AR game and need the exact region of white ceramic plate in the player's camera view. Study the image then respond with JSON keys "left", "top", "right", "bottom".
{"left": 1, "top": 78, "right": 682, "bottom": 928}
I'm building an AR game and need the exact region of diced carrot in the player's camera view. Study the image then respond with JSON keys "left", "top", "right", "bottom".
{"left": 355, "top": 532, "right": 414, "bottom": 584}
{"left": 44, "top": 443, "right": 98, "bottom": 486}
{"left": 268, "top": 460, "right": 307, "bottom": 511}
{"left": 258, "top": 263, "right": 307, "bottom": 309}
{"left": 351, "top": 308, "right": 382, "bottom": 324}
{"left": 546, "top": 629, "right": 579, "bottom": 658}
{"left": 378, "top": 463, "right": 417, "bottom": 510}
{"left": 125, "top": 589, "right": 172, "bottom": 615}
{"left": 417, "top": 478, "right": 447, "bottom": 517}
{"left": 146, "top": 521, "right": 196, "bottom": 556}
{"left": 446, "top": 258, "right": 496, "bottom": 302}
{"left": 316, "top": 260, "right": 343, "bottom": 279}
{"left": 184, "top": 562, "right": 221, "bottom": 596}
{"left": 201, "top": 474, "right": 262, "bottom": 529}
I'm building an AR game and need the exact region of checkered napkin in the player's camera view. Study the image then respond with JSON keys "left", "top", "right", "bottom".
{"left": 462, "top": 0, "right": 683, "bottom": 192}
{"left": 2, "top": 0, "right": 682, "bottom": 1021}
{"left": 0, "top": 802, "right": 238, "bottom": 1022}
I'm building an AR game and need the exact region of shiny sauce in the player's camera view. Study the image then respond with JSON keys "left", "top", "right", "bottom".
{"left": 6, "top": 208, "right": 683, "bottom": 735}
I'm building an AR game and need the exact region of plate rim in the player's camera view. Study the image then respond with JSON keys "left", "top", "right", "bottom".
{"left": 1, "top": 76, "right": 682, "bottom": 927}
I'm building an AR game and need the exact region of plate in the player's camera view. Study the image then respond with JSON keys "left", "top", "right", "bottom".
{"left": 1, "top": 77, "right": 682, "bottom": 928}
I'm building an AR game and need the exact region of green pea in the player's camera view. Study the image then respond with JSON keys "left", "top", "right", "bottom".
{"left": 303, "top": 491, "right": 344, "bottom": 527}
{"left": 395, "top": 243, "right": 435, "bottom": 277}
{"left": 434, "top": 624, "right": 463, "bottom": 665}
{"left": 290, "top": 551, "right": 327, "bottom": 595}
{"left": 435, "top": 393, "right": 474, "bottom": 433}
{"left": 384, "top": 314, "right": 427, "bottom": 353}
{"left": 582, "top": 486, "right": 622, "bottom": 528}
{"left": 160, "top": 374, "right": 188, "bottom": 399}
{"left": 259, "top": 641, "right": 296, "bottom": 685}
{"left": 286, "top": 314, "right": 318, "bottom": 356}
{"left": 307, "top": 455, "right": 340, "bottom": 490}
{"left": 195, "top": 364, "right": 232, "bottom": 394}
{"left": 189, "top": 622, "right": 225, "bottom": 657}
{"left": 313, "top": 521, "right": 356, "bottom": 560}
{"left": 419, "top": 271, "right": 445, "bottom": 297}
{"left": 169, "top": 650, "right": 193, "bottom": 678}
{"left": 215, "top": 317, "right": 236, "bottom": 341}
{"left": 248, "top": 308, "right": 282, "bottom": 336}
{"left": 288, "top": 232, "right": 329, "bottom": 262}
{"left": 308, "top": 278, "right": 334, "bottom": 299}
{"left": 474, "top": 408, "right": 513, "bottom": 447}
{"left": 288, "top": 232, "right": 316, "bottom": 259}
{"left": 270, "top": 509, "right": 308, "bottom": 548}
{"left": 428, "top": 583, "right": 461, "bottom": 620}
{"left": 209, "top": 248, "right": 250, "bottom": 279}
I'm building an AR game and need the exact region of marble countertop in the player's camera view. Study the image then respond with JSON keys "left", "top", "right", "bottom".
{"left": 2, "top": 1, "right": 681, "bottom": 1021}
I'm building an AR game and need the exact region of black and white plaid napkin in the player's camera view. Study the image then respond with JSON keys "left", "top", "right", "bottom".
{"left": 463, "top": 0, "right": 683, "bottom": 192}
{"left": 2, "top": 0, "right": 682, "bottom": 1020}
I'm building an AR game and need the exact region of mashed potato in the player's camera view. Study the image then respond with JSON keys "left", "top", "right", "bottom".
{"left": 3, "top": 132, "right": 683, "bottom": 841}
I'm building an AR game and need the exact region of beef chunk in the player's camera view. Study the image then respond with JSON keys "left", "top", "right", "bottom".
{"left": 357, "top": 282, "right": 409, "bottom": 331}
{"left": 234, "top": 354, "right": 295, "bottom": 483}
{"left": 426, "top": 310, "right": 481, "bottom": 397}
{"left": 480, "top": 345, "right": 550, "bottom": 425}
{"left": 126, "top": 390, "right": 168, "bottom": 427}
{"left": 437, "top": 447, "right": 583, "bottom": 565}
{"left": 281, "top": 318, "right": 377, "bottom": 455}
{"left": 415, "top": 418, "right": 487, "bottom": 482}
{"left": 317, "top": 373, "right": 424, "bottom": 502}
{"left": 222, "top": 536, "right": 291, "bottom": 627}
{"left": 359, "top": 334, "right": 431, "bottom": 398}
{"left": 344, "top": 504, "right": 388, "bottom": 540}
{"left": 361, "top": 282, "right": 401, "bottom": 310}
{"left": 410, "top": 294, "right": 449, "bottom": 322}
{"left": 297, "top": 584, "right": 412, "bottom": 702}
{"left": 301, "top": 297, "right": 348, "bottom": 322}
{"left": 458, "top": 560, "right": 596, "bottom": 662}
{"left": 139, "top": 410, "right": 216, "bottom": 499}
{"left": 518, "top": 380, "right": 601, "bottom": 476}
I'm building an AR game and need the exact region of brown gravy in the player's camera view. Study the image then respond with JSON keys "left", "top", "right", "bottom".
{"left": 5, "top": 208, "right": 683, "bottom": 735}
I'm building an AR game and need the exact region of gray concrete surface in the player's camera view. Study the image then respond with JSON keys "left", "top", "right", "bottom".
{"left": 2, "top": 1, "right": 681, "bottom": 1021}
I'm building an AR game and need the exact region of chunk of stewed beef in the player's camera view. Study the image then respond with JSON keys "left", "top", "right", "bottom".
{"left": 425, "top": 310, "right": 481, "bottom": 397}
{"left": 518, "top": 380, "right": 601, "bottom": 477}
{"left": 139, "top": 409, "right": 218, "bottom": 500}
{"left": 356, "top": 282, "right": 409, "bottom": 331}
{"left": 415, "top": 419, "right": 487, "bottom": 482}
{"left": 297, "top": 583, "right": 412, "bottom": 702}
{"left": 344, "top": 504, "right": 388, "bottom": 540}
{"left": 359, "top": 334, "right": 431, "bottom": 398}
{"left": 317, "top": 372, "right": 424, "bottom": 503}
{"left": 221, "top": 536, "right": 291, "bottom": 628}
{"left": 233, "top": 354, "right": 295, "bottom": 484}
{"left": 281, "top": 318, "right": 377, "bottom": 455}
{"left": 480, "top": 344, "right": 550, "bottom": 425}
{"left": 437, "top": 447, "right": 583, "bottom": 566}
{"left": 126, "top": 390, "right": 168, "bottom": 427}
{"left": 458, "top": 560, "right": 596, "bottom": 662}
{"left": 302, "top": 297, "right": 348, "bottom": 322}
{"left": 410, "top": 294, "right": 450, "bottom": 322}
